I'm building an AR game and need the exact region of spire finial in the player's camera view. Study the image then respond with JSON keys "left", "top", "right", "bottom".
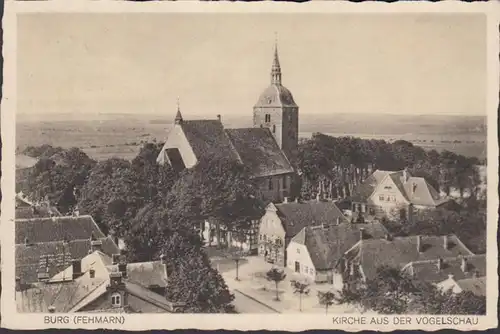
{"left": 271, "top": 34, "right": 282, "bottom": 85}
{"left": 175, "top": 97, "right": 183, "bottom": 124}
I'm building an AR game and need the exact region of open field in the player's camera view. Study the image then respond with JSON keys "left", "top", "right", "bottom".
{"left": 16, "top": 113, "right": 486, "bottom": 161}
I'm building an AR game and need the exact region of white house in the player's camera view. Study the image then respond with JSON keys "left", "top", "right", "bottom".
{"left": 285, "top": 221, "right": 388, "bottom": 288}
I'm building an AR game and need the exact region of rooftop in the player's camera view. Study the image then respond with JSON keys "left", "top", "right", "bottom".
{"left": 292, "top": 221, "right": 388, "bottom": 270}
{"left": 273, "top": 200, "right": 350, "bottom": 237}
{"left": 402, "top": 254, "right": 486, "bottom": 283}
{"left": 345, "top": 234, "right": 475, "bottom": 281}
{"left": 17, "top": 251, "right": 176, "bottom": 313}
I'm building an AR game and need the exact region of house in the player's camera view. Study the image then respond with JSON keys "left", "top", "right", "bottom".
{"left": 342, "top": 234, "right": 475, "bottom": 283}
{"left": 350, "top": 169, "right": 453, "bottom": 221}
{"left": 286, "top": 221, "right": 388, "bottom": 288}
{"left": 16, "top": 251, "right": 184, "bottom": 313}
{"left": 15, "top": 215, "right": 120, "bottom": 284}
{"left": 157, "top": 39, "right": 299, "bottom": 204}
{"left": 401, "top": 254, "right": 486, "bottom": 296}
{"left": 257, "top": 199, "right": 349, "bottom": 267}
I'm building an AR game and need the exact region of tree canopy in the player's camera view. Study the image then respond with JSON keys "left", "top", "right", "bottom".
{"left": 336, "top": 265, "right": 486, "bottom": 315}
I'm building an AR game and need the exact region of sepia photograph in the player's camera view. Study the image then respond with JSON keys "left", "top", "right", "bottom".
{"left": 1, "top": 1, "right": 498, "bottom": 331}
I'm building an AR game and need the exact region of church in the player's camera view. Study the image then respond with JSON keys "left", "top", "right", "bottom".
{"left": 157, "top": 40, "right": 300, "bottom": 204}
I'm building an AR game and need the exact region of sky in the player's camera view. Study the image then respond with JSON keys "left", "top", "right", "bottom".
{"left": 17, "top": 13, "right": 487, "bottom": 119}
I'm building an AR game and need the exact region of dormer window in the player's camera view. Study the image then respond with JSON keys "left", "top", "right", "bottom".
{"left": 111, "top": 292, "right": 122, "bottom": 307}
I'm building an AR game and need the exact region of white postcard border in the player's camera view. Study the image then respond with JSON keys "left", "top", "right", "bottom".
{"left": 1, "top": 0, "right": 499, "bottom": 330}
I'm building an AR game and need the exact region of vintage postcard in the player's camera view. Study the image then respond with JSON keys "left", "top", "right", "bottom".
{"left": 1, "top": 0, "right": 499, "bottom": 331}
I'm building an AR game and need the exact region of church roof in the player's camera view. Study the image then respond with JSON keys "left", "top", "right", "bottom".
{"left": 180, "top": 120, "right": 240, "bottom": 162}
{"left": 225, "top": 128, "right": 295, "bottom": 178}
{"left": 254, "top": 84, "right": 297, "bottom": 108}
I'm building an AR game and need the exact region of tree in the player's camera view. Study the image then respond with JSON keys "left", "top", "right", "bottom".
{"left": 164, "top": 232, "right": 235, "bottom": 313}
{"left": 291, "top": 279, "right": 310, "bottom": 312}
{"left": 166, "top": 155, "right": 263, "bottom": 246}
{"left": 266, "top": 268, "right": 287, "bottom": 301}
{"left": 22, "top": 146, "right": 96, "bottom": 214}
{"left": 318, "top": 290, "right": 336, "bottom": 315}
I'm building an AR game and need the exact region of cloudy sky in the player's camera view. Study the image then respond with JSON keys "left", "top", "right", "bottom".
{"left": 17, "top": 13, "right": 486, "bottom": 118}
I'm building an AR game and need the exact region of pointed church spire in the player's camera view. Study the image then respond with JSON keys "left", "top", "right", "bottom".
{"left": 174, "top": 97, "right": 183, "bottom": 124}
{"left": 271, "top": 34, "right": 282, "bottom": 85}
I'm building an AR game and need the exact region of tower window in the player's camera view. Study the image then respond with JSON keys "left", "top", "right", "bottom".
{"left": 265, "top": 114, "right": 271, "bottom": 123}
{"left": 272, "top": 125, "right": 276, "bottom": 133}
{"left": 111, "top": 292, "right": 122, "bottom": 307}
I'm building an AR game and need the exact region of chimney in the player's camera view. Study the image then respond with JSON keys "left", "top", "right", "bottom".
{"left": 295, "top": 197, "right": 299, "bottom": 203}
{"left": 15, "top": 276, "right": 21, "bottom": 291}
{"left": 336, "top": 217, "right": 340, "bottom": 225}
{"left": 443, "top": 235, "right": 449, "bottom": 250}
{"left": 316, "top": 193, "right": 320, "bottom": 202}
{"left": 460, "top": 256, "right": 468, "bottom": 273}
{"left": 90, "top": 239, "right": 103, "bottom": 252}
{"left": 89, "top": 268, "right": 95, "bottom": 279}
{"left": 359, "top": 228, "right": 365, "bottom": 240}
{"left": 24, "top": 237, "right": 30, "bottom": 245}
{"left": 118, "top": 260, "right": 127, "bottom": 279}
{"left": 385, "top": 233, "right": 392, "bottom": 241}
{"left": 283, "top": 197, "right": 288, "bottom": 203}
{"left": 417, "top": 235, "right": 423, "bottom": 253}
{"left": 112, "top": 254, "right": 120, "bottom": 265}
{"left": 412, "top": 182, "right": 417, "bottom": 194}
{"left": 403, "top": 168, "right": 408, "bottom": 182}
{"left": 160, "top": 254, "right": 168, "bottom": 279}
{"left": 72, "top": 259, "right": 82, "bottom": 280}
{"left": 217, "top": 114, "right": 221, "bottom": 122}
{"left": 48, "top": 306, "right": 56, "bottom": 313}
{"left": 436, "top": 258, "right": 443, "bottom": 271}
{"left": 109, "top": 271, "right": 123, "bottom": 287}
{"left": 160, "top": 253, "right": 167, "bottom": 265}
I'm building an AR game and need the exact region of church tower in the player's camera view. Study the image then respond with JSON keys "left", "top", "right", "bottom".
{"left": 253, "top": 38, "right": 299, "bottom": 165}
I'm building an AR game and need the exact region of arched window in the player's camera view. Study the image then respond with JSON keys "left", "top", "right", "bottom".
{"left": 265, "top": 114, "right": 271, "bottom": 122}
{"left": 111, "top": 292, "right": 122, "bottom": 307}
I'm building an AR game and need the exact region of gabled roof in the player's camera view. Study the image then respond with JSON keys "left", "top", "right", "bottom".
{"left": 16, "top": 237, "right": 119, "bottom": 284}
{"left": 274, "top": 200, "right": 350, "bottom": 237}
{"left": 15, "top": 215, "right": 105, "bottom": 244}
{"left": 17, "top": 251, "right": 176, "bottom": 313}
{"left": 291, "top": 222, "right": 388, "bottom": 270}
{"left": 225, "top": 128, "right": 294, "bottom": 177}
{"left": 352, "top": 169, "right": 450, "bottom": 207}
{"left": 351, "top": 170, "right": 390, "bottom": 202}
{"left": 345, "top": 235, "right": 475, "bottom": 281}
{"left": 402, "top": 254, "right": 486, "bottom": 283}
{"left": 180, "top": 120, "right": 240, "bottom": 162}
